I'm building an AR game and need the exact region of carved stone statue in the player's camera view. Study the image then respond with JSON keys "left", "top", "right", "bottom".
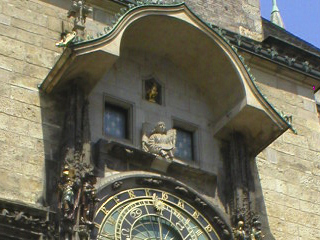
{"left": 142, "top": 122, "right": 176, "bottom": 160}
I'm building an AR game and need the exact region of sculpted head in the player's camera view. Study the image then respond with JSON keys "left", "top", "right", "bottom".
{"left": 154, "top": 121, "right": 166, "bottom": 134}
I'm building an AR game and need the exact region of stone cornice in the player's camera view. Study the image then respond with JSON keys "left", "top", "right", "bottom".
{"left": 211, "top": 26, "right": 320, "bottom": 83}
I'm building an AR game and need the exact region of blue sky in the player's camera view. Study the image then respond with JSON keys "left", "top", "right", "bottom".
{"left": 260, "top": 0, "right": 320, "bottom": 49}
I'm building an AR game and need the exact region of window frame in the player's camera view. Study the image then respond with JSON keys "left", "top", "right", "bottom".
{"left": 103, "top": 94, "right": 134, "bottom": 144}
{"left": 172, "top": 118, "right": 200, "bottom": 163}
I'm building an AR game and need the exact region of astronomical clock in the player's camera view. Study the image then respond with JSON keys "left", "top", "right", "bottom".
{"left": 92, "top": 173, "right": 231, "bottom": 240}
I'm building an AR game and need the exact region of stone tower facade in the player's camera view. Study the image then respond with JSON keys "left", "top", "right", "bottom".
{"left": 0, "top": 0, "right": 319, "bottom": 239}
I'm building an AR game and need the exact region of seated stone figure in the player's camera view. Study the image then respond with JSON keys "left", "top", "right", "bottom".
{"left": 142, "top": 122, "right": 176, "bottom": 160}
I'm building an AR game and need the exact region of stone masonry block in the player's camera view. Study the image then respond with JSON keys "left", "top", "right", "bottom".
{"left": 3, "top": 4, "right": 48, "bottom": 27}
{"left": 271, "top": 230, "right": 299, "bottom": 240}
{"left": 299, "top": 225, "right": 320, "bottom": 240}
{"left": 25, "top": 45, "right": 60, "bottom": 68}
{"left": 303, "top": 98, "right": 316, "bottom": 113}
{"left": 263, "top": 190, "right": 299, "bottom": 209}
{"left": 48, "top": 16, "right": 62, "bottom": 32}
{"left": 285, "top": 182, "right": 320, "bottom": 204}
{"left": 282, "top": 132, "right": 308, "bottom": 148}
{"left": 296, "top": 108, "right": 318, "bottom": 121}
{"left": 11, "top": 18, "right": 60, "bottom": 40}
{"left": 0, "top": 169, "right": 20, "bottom": 192}
{"left": 268, "top": 216, "right": 299, "bottom": 236}
{"left": 0, "top": 36, "right": 26, "bottom": 61}
{"left": 276, "top": 151, "right": 313, "bottom": 172}
{"left": 0, "top": 13, "right": 10, "bottom": 25}
{"left": 299, "top": 200, "right": 320, "bottom": 216}
{"left": 308, "top": 132, "right": 320, "bottom": 152}
{"left": 0, "top": 23, "right": 43, "bottom": 47}
{"left": 10, "top": 0, "right": 62, "bottom": 18}
{"left": 7, "top": 115, "right": 30, "bottom": 136}
{"left": 10, "top": 86, "right": 40, "bottom": 106}
{"left": 0, "top": 68, "right": 13, "bottom": 84}
{"left": 299, "top": 174, "right": 320, "bottom": 192}
{"left": 22, "top": 63, "right": 51, "bottom": 80}
{"left": 11, "top": 73, "right": 41, "bottom": 90}
{"left": 42, "top": 37, "right": 63, "bottom": 53}
{"left": 247, "top": 0, "right": 260, "bottom": 7}
{"left": 269, "top": 140, "right": 295, "bottom": 156}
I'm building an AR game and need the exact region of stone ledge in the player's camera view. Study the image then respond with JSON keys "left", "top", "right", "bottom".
{"left": 94, "top": 139, "right": 217, "bottom": 184}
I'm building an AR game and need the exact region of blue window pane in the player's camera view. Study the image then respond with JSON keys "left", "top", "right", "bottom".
{"left": 104, "top": 103, "right": 127, "bottom": 139}
{"left": 175, "top": 128, "right": 193, "bottom": 161}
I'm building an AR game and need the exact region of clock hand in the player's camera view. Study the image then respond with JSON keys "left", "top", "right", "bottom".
{"left": 158, "top": 217, "right": 163, "bottom": 240}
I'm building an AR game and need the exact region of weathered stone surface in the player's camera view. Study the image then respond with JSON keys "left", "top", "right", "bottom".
{"left": 253, "top": 63, "right": 320, "bottom": 238}
{"left": 10, "top": 86, "right": 40, "bottom": 106}
{"left": 11, "top": 73, "right": 41, "bottom": 90}
{"left": 184, "top": 0, "right": 262, "bottom": 40}
{"left": 0, "top": 0, "right": 319, "bottom": 238}
{"left": 3, "top": 3, "right": 48, "bottom": 27}
{"left": 0, "top": 13, "right": 10, "bottom": 25}
{"left": 25, "top": 45, "right": 60, "bottom": 68}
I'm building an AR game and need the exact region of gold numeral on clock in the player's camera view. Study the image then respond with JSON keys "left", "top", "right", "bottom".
{"left": 192, "top": 211, "right": 199, "bottom": 219}
{"left": 178, "top": 200, "right": 184, "bottom": 209}
{"left": 94, "top": 222, "right": 101, "bottom": 229}
{"left": 176, "top": 222, "right": 185, "bottom": 231}
{"left": 162, "top": 192, "right": 168, "bottom": 200}
{"left": 205, "top": 225, "right": 212, "bottom": 233}
{"left": 145, "top": 189, "right": 150, "bottom": 196}
{"left": 121, "top": 228, "right": 130, "bottom": 237}
{"left": 113, "top": 196, "right": 120, "bottom": 203}
{"left": 128, "top": 190, "right": 136, "bottom": 199}
{"left": 101, "top": 207, "right": 109, "bottom": 215}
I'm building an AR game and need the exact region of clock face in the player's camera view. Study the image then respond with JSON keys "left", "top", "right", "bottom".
{"left": 92, "top": 174, "right": 230, "bottom": 240}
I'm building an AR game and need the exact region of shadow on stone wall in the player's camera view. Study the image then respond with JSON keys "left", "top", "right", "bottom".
{"left": 39, "top": 91, "right": 67, "bottom": 210}
{"left": 218, "top": 137, "right": 276, "bottom": 240}
{"left": 252, "top": 160, "right": 276, "bottom": 240}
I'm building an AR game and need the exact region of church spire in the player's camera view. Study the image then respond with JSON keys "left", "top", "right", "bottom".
{"left": 271, "top": 0, "right": 285, "bottom": 28}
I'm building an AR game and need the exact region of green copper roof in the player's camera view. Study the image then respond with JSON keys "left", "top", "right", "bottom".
{"left": 272, "top": 0, "right": 280, "bottom": 13}
{"left": 271, "top": 0, "right": 285, "bottom": 28}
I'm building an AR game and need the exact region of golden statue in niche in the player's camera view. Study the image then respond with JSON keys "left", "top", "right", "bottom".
{"left": 146, "top": 83, "right": 158, "bottom": 103}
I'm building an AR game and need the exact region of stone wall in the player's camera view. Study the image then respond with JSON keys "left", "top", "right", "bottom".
{"left": 185, "top": 0, "right": 262, "bottom": 41}
{"left": 0, "top": 0, "right": 113, "bottom": 206}
{"left": 250, "top": 61, "right": 320, "bottom": 240}
{"left": 1, "top": 0, "right": 320, "bottom": 239}
{"left": 0, "top": 0, "right": 68, "bottom": 205}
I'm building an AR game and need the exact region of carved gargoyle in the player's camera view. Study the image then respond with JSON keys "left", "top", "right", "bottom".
{"left": 142, "top": 122, "right": 176, "bottom": 160}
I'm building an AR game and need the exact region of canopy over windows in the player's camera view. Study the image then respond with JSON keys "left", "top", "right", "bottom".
{"left": 41, "top": 4, "right": 291, "bottom": 155}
